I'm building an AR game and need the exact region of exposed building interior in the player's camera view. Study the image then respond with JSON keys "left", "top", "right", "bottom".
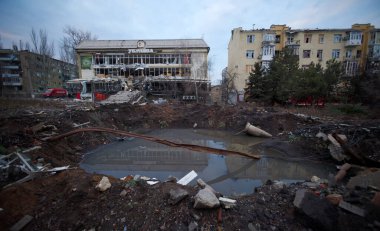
{"left": 76, "top": 39, "right": 210, "bottom": 100}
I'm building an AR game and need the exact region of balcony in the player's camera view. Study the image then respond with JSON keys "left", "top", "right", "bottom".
{"left": 1, "top": 73, "right": 20, "bottom": 78}
{"left": 285, "top": 40, "right": 300, "bottom": 46}
{"left": 2, "top": 77, "right": 22, "bottom": 86}
{"left": 344, "top": 56, "right": 359, "bottom": 61}
{"left": 345, "top": 40, "right": 361, "bottom": 47}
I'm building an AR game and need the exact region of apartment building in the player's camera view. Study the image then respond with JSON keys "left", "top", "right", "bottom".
{"left": 228, "top": 23, "right": 379, "bottom": 93}
{"left": 0, "top": 49, "right": 77, "bottom": 97}
{"left": 75, "top": 39, "right": 210, "bottom": 99}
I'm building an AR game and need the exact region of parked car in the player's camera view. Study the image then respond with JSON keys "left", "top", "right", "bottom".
{"left": 42, "top": 88, "right": 68, "bottom": 98}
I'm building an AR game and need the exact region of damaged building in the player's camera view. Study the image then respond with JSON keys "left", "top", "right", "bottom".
{"left": 75, "top": 39, "right": 210, "bottom": 100}
{"left": 0, "top": 49, "right": 77, "bottom": 98}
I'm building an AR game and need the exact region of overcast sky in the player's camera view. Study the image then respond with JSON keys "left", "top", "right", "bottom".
{"left": 1, "top": 0, "right": 379, "bottom": 84}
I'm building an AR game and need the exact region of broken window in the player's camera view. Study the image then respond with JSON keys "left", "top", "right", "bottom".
{"left": 304, "top": 34, "right": 312, "bottom": 43}
{"left": 303, "top": 50, "right": 311, "bottom": 58}
{"left": 317, "top": 50, "right": 323, "bottom": 59}
{"left": 356, "top": 50, "right": 361, "bottom": 58}
{"left": 275, "top": 35, "right": 281, "bottom": 43}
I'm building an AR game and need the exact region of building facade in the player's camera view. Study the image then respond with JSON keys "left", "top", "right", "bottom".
{"left": 228, "top": 23, "right": 380, "bottom": 93}
{"left": 75, "top": 39, "right": 210, "bottom": 99}
{"left": 0, "top": 49, "right": 77, "bottom": 97}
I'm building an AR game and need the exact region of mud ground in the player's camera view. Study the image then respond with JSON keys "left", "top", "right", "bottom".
{"left": 0, "top": 98, "right": 379, "bottom": 230}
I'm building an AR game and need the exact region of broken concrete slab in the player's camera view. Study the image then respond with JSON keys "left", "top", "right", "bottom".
{"left": 339, "top": 200, "right": 366, "bottom": 217}
{"left": 194, "top": 188, "right": 220, "bottom": 209}
{"left": 177, "top": 170, "right": 197, "bottom": 185}
{"left": 168, "top": 188, "right": 189, "bottom": 205}
{"left": 96, "top": 176, "right": 111, "bottom": 192}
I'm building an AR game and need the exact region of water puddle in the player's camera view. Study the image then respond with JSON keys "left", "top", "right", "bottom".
{"left": 81, "top": 129, "right": 335, "bottom": 195}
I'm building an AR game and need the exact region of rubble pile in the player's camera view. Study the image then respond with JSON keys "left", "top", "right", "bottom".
{"left": 100, "top": 90, "right": 143, "bottom": 105}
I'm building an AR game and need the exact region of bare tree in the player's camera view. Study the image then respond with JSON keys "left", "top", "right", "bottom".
{"left": 221, "top": 68, "right": 237, "bottom": 105}
{"left": 30, "top": 28, "right": 54, "bottom": 57}
{"left": 60, "top": 26, "right": 97, "bottom": 64}
{"left": 28, "top": 28, "right": 56, "bottom": 93}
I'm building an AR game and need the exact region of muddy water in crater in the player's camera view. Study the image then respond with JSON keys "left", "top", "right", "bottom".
{"left": 81, "top": 129, "right": 335, "bottom": 195}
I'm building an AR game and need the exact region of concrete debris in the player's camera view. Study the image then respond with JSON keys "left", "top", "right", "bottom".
{"left": 188, "top": 221, "right": 198, "bottom": 231}
{"left": 0, "top": 148, "right": 64, "bottom": 188}
{"left": 316, "top": 132, "right": 328, "bottom": 141}
{"left": 311, "top": 176, "right": 320, "bottom": 183}
{"left": 347, "top": 170, "right": 380, "bottom": 189}
{"left": 166, "top": 176, "right": 178, "bottom": 183}
{"left": 294, "top": 113, "right": 319, "bottom": 121}
{"left": 309, "top": 176, "right": 328, "bottom": 184}
{"left": 325, "top": 194, "right": 343, "bottom": 206}
{"left": 219, "top": 197, "right": 237, "bottom": 209}
{"left": 177, "top": 170, "right": 197, "bottom": 185}
{"left": 339, "top": 200, "right": 366, "bottom": 217}
{"left": 100, "top": 90, "right": 142, "bottom": 105}
{"left": 168, "top": 188, "right": 189, "bottom": 205}
{"left": 133, "top": 175, "right": 141, "bottom": 181}
{"left": 120, "top": 190, "right": 127, "bottom": 197}
{"left": 153, "top": 98, "right": 167, "bottom": 105}
{"left": 334, "top": 163, "right": 351, "bottom": 182}
{"left": 293, "top": 189, "right": 307, "bottom": 209}
{"left": 96, "top": 176, "right": 111, "bottom": 192}
{"left": 140, "top": 176, "right": 151, "bottom": 181}
{"left": 10, "top": 214, "right": 33, "bottom": 231}
{"left": 272, "top": 180, "right": 285, "bottom": 189}
{"left": 194, "top": 188, "right": 220, "bottom": 209}
{"left": 146, "top": 179, "right": 159, "bottom": 185}
{"left": 196, "top": 178, "right": 217, "bottom": 195}
{"left": 327, "top": 134, "right": 347, "bottom": 162}
{"left": 73, "top": 121, "right": 90, "bottom": 128}
{"left": 294, "top": 191, "right": 339, "bottom": 231}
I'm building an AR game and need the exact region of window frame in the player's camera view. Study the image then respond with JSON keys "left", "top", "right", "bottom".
{"left": 333, "top": 34, "right": 342, "bottom": 43}
{"left": 303, "top": 50, "right": 311, "bottom": 58}
{"left": 332, "top": 49, "right": 340, "bottom": 59}
{"left": 246, "top": 50, "right": 255, "bottom": 59}
{"left": 247, "top": 35, "right": 255, "bottom": 43}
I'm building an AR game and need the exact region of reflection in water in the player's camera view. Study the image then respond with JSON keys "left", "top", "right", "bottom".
{"left": 81, "top": 129, "right": 335, "bottom": 195}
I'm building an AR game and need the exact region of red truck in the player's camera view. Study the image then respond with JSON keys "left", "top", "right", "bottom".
{"left": 42, "top": 88, "right": 68, "bottom": 98}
